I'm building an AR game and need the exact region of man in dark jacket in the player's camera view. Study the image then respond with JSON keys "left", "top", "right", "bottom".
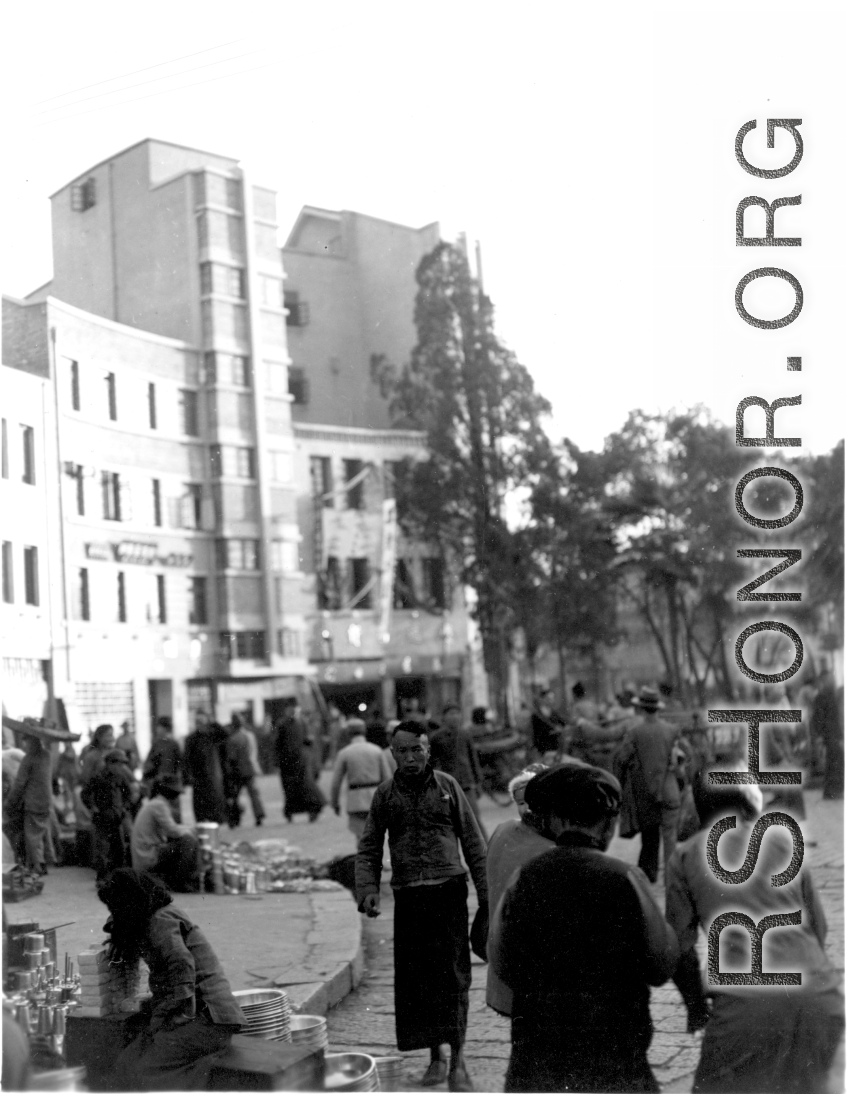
{"left": 429, "top": 704, "right": 486, "bottom": 836}
{"left": 5, "top": 734, "right": 53, "bottom": 874}
{"left": 143, "top": 718, "right": 184, "bottom": 821}
{"left": 223, "top": 715, "right": 265, "bottom": 827}
{"left": 356, "top": 722, "right": 487, "bottom": 1092}
{"left": 489, "top": 763, "right": 679, "bottom": 1093}
{"left": 183, "top": 713, "right": 227, "bottom": 824}
{"left": 82, "top": 749, "right": 138, "bottom": 880}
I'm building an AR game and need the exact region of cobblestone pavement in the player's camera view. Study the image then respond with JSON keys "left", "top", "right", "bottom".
{"left": 324, "top": 787, "right": 844, "bottom": 1094}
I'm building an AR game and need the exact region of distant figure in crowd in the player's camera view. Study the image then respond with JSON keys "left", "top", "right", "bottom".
{"left": 330, "top": 718, "right": 393, "bottom": 846}
{"left": 99, "top": 869, "right": 245, "bottom": 1091}
{"left": 530, "top": 690, "right": 565, "bottom": 760}
{"left": 56, "top": 741, "right": 80, "bottom": 815}
{"left": 223, "top": 715, "right": 265, "bottom": 828}
{"left": 143, "top": 718, "right": 184, "bottom": 821}
{"left": 80, "top": 724, "right": 116, "bottom": 788}
{"left": 812, "top": 668, "right": 844, "bottom": 800}
{"left": 274, "top": 699, "right": 325, "bottom": 822}
{"left": 82, "top": 748, "right": 138, "bottom": 880}
{"left": 366, "top": 707, "right": 388, "bottom": 750}
{"left": 115, "top": 721, "right": 141, "bottom": 773}
{"left": 666, "top": 775, "right": 844, "bottom": 1093}
{"left": 571, "top": 680, "right": 600, "bottom": 724}
{"left": 5, "top": 733, "right": 53, "bottom": 874}
{"left": 615, "top": 686, "right": 683, "bottom": 885}
{"left": 327, "top": 704, "right": 347, "bottom": 764}
{"left": 356, "top": 721, "right": 488, "bottom": 1093}
{"left": 131, "top": 775, "right": 200, "bottom": 893}
{"left": 400, "top": 696, "right": 428, "bottom": 725}
{"left": 182, "top": 713, "right": 227, "bottom": 824}
{"left": 489, "top": 763, "right": 679, "bottom": 1093}
{"left": 485, "top": 764, "right": 554, "bottom": 1016}
{"left": 429, "top": 704, "right": 487, "bottom": 836}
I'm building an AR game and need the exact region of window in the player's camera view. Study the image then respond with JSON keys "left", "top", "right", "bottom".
{"left": 105, "top": 372, "right": 117, "bottom": 421}
{"left": 117, "top": 571, "right": 127, "bottom": 622}
{"left": 269, "top": 450, "right": 292, "bottom": 483}
{"left": 23, "top": 547, "right": 38, "bottom": 606}
{"left": 277, "top": 628, "right": 302, "bottom": 658}
{"left": 156, "top": 574, "right": 167, "bottom": 624}
{"left": 71, "top": 177, "right": 96, "bottom": 211}
{"left": 220, "top": 631, "right": 266, "bottom": 660}
{"left": 21, "top": 426, "right": 35, "bottom": 484}
{"left": 200, "top": 262, "right": 246, "bottom": 299}
{"left": 72, "top": 464, "right": 85, "bottom": 516}
{"left": 2, "top": 542, "right": 13, "bottom": 603}
{"left": 216, "top": 539, "right": 260, "bottom": 571}
{"left": 1, "top": 419, "right": 8, "bottom": 478}
{"left": 270, "top": 539, "right": 298, "bottom": 574}
{"left": 284, "top": 290, "right": 309, "bottom": 327}
{"left": 394, "top": 559, "right": 416, "bottom": 609}
{"left": 319, "top": 556, "right": 343, "bottom": 610}
{"left": 102, "top": 472, "right": 121, "bottom": 521}
{"left": 64, "top": 359, "right": 81, "bottom": 411}
{"left": 350, "top": 557, "right": 371, "bottom": 608}
{"left": 188, "top": 577, "right": 207, "bottom": 625}
{"left": 204, "top": 352, "right": 250, "bottom": 387}
{"left": 421, "top": 557, "right": 446, "bottom": 609}
{"left": 77, "top": 568, "right": 90, "bottom": 621}
{"left": 152, "top": 480, "right": 162, "bottom": 527}
{"left": 182, "top": 484, "right": 203, "bottom": 530}
{"left": 180, "top": 390, "right": 199, "bottom": 436}
{"left": 259, "top": 275, "right": 284, "bottom": 309}
{"left": 344, "top": 459, "right": 364, "bottom": 510}
{"left": 288, "top": 367, "right": 309, "bottom": 406}
{"left": 310, "top": 456, "right": 333, "bottom": 508}
{"left": 209, "top": 444, "right": 255, "bottom": 479}
{"left": 148, "top": 383, "right": 157, "bottom": 429}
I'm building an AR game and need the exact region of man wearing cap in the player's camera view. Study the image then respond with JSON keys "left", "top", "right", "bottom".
{"left": 130, "top": 776, "right": 200, "bottom": 893}
{"left": 330, "top": 718, "right": 393, "bottom": 847}
{"left": 489, "top": 763, "right": 679, "bottom": 1092}
{"left": 356, "top": 721, "right": 488, "bottom": 1092}
{"left": 615, "top": 685, "right": 683, "bottom": 885}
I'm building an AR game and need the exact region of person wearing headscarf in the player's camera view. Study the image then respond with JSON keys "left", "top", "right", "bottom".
{"left": 665, "top": 773, "right": 844, "bottom": 1093}
{"left": 485, "top": 763, "right": 555, "bottom": 1016}
{"left": 489, "top": 762, "right": 679, "bottom": 1093}
{"left": 80, "top": 724, "right": 117, "bottom": 789}
{"left": 98, "top": 869, "right": 245, "bottom": 1091}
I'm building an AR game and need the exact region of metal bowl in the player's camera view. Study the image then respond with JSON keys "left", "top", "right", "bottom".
{"left": 290, "top": 1014, "right": 325, "bottom": 1033}
{"left": 323, "top": 1052, "right": 377, "bottom": 1091}
{"left": 232, "top": 988, "right": 288, "bottom": 1010}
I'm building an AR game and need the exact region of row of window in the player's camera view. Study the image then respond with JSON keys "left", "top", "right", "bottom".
{"left": 65, "top": 358, "right": 200, "bottom": 435}
{"left": 73, "top": 568, "right": 205, "bottom": 625}
{"left": 1, "top": 420, "right": 36, "bottom": 485}
{"left": 215, "top": 538, "right": 299, "bottom": 573}
{"left": 316, "top": 555, "right": 446, "bottom": 612}
{"left": 2, "top": 542, "right": 40, "bottom": 606}
{"left": 218, "top": 630, "right": 303, "bottom": 660}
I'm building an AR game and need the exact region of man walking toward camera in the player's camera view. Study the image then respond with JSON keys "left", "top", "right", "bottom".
{"left": 355, "top": 721, "right": 488, "bottom": 1092}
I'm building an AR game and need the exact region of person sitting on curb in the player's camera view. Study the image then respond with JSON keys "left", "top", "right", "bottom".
{"left": 131, "top": 776, "right": 200, "bottom": 893}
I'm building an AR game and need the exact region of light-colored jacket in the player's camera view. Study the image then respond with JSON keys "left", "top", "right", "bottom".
{"left": 131, "top": 796, "right": 190, "bottom": 871}
{"left": 331, "top": 737, "right": 392, "bottom": 815}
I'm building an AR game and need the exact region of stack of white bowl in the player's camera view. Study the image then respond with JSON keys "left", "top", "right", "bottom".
{"left": 289, "top": 1013, "right": 329, "bottom": 1054}
{"left": 232, "top": 988, "right": 291, "bottom": 1042}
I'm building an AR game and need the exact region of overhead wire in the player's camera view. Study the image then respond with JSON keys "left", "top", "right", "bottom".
{"left": 30, "top": 45, "right": 272, "bottom": 119}
{"left": 32, "top": 38, "right": 249, "bottom": 107}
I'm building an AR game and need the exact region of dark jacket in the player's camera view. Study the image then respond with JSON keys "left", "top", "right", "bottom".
{"left": 142, "top": 906, "right": 246, "bottom": 1033}
{"left": 355, "top": 767, "right": 487, "bottom": 901}
{"left": 82, "top": 767, "right": 134, "bottom": 828}
{"left": 225, "top": 729, "right": 255, "bottom": 782}
{"left": 143, "top": 738, "right": 183, "bottom": 785}
{"left": 6, "top": 743, "right": 52, "bottom": 815}
{"left": 183, "top": 728, "right": 227, "bottom": 823}
{"left": 490, "top": 831, "right": 678, "bottom": 1092}
{"left": 429, "top": 727, "right": 483, "bottom": 792}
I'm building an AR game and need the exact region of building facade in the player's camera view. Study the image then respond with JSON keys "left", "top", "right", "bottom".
{"left": 3, "top": 143, "right": 479, "bottom": 747}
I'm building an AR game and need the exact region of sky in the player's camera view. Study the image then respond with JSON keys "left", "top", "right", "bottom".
{"left": 2, "top": 1, "right": 844, "bottom": 456}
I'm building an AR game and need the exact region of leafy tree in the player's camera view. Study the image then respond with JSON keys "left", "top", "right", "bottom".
{"left": 372, "top": 242, "right": 552, "bottom": 714}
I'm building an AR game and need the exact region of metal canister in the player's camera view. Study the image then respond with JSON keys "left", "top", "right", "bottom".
{"left": 24, "top": 933, "right": 45, "bottom": 953}
{"left": 15, "top": 1001, "right": 31, "bottom": 1034}
{"left": 53, "top": 1006, "right": 68, "bottom": 1035}
{"left": 25, "top": 951, "right": 41, "bottom": 970}
{"left": 238, "top": 870, "right": 248, "bottom": 893}
{"left": 38, "top": 1005, "right": 53, "bottom": 1035}
{"left": 16, "top": 971, "right": 32, "bottom": 991}
{"left": 244, "top": 871, "right": 257, "bottom": 895}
